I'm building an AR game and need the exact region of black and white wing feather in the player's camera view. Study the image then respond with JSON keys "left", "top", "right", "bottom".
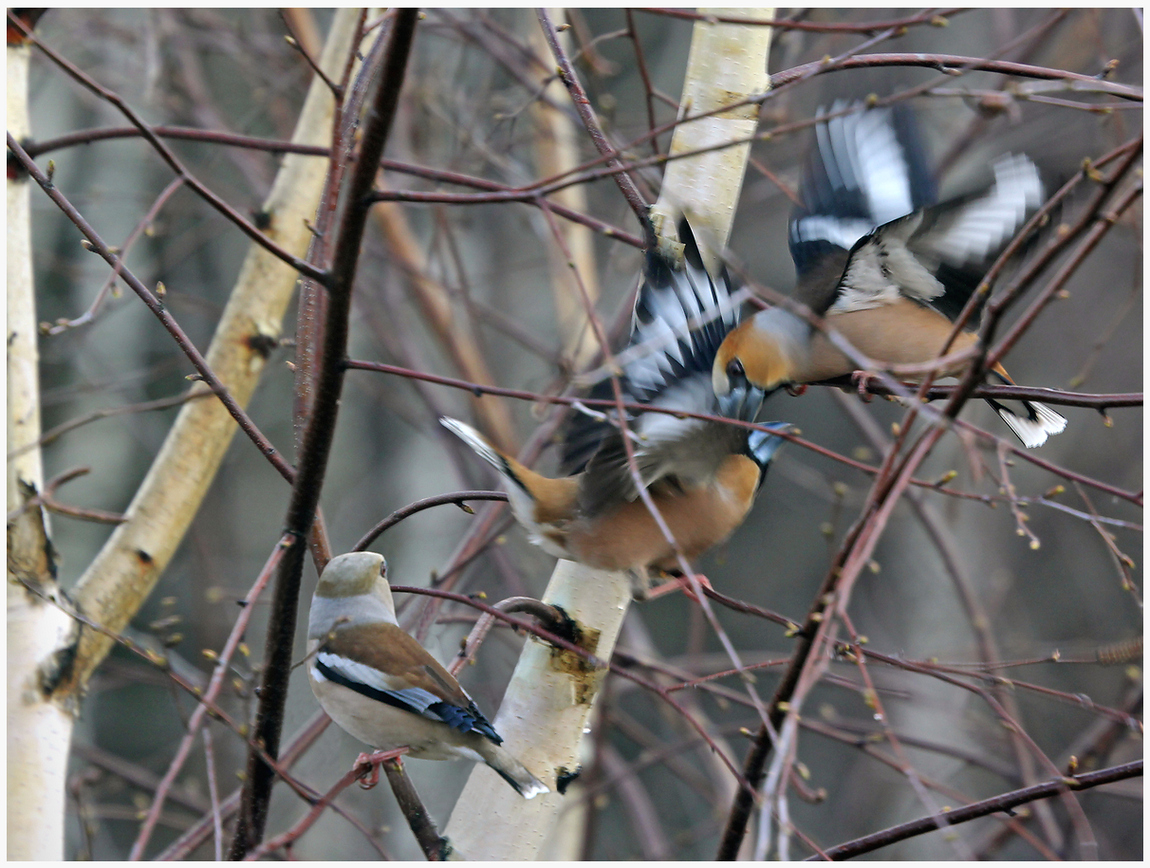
{"left": 792, "top": 102, "right": 1045, "bottom": 322}
{"left": 789, "top": 101, "right": 936, "bottom": 291}
{"left": 313, "top": 651, "right": 501, "bottom": 743}
{"left": 561, "top": 220, "right": 755, "bottom": 512}
{"left": 561, "top": 219, "right": 742, "bottom": 479}
{"left": 833, "top": 152, "right": 1044, "bottom": 318}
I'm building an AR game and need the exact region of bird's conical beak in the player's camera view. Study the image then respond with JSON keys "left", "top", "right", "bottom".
{"left": 717, "top": 382, "right": 766, "bottom": 422}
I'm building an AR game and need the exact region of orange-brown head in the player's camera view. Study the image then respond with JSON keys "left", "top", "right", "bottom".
{"left": 712, "top": 313, "right": 804, "bottom": 397}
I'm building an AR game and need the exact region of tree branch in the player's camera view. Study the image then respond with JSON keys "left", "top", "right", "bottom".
{"left": 228, "top": 10, "right": 420, "bottom": 856}
{"left": 810, "top": 761, "right": 1142, "bottom": 860}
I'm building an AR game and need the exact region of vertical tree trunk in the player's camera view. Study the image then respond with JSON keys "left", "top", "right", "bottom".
{"left": 650, "top": 7, "right": 774, "bottom": 259}
{"left": 443, "top": 9, "right": 773, "bottom": 858}
{"left": 64, "top": 8, "right": 365, "bottom": 694}
{"left": 7, "top": 22, "right": 75, "bottom": 860}
{"left": 7, "top": 11, "right": 366, "bottom": 858}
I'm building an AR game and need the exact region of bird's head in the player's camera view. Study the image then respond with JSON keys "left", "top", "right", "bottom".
{"left": 316, "top": 551, "right": 388, "bottom": 599}
{"left": 712, "top": 318, "right": 798, "bottom": 398}
{"left": 310, "top": 552, "right": 395, "bottom": 639}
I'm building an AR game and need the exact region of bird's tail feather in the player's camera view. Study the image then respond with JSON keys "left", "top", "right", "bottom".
{"left": 988, "top": 399, "right": 1067, "bottom": 449}
{"left": 440, "top": 416, "right": 528, "bottom": 487}
{"left": 985, "top": 371, "right": 1067, "bottom": 448}
{"left": 478, "top": 741, "right": 550, "bottom": 800}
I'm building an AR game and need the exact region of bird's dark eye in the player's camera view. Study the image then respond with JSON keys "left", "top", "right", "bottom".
{"left": 726, "top": 358, "right": 745, "bottom": 382}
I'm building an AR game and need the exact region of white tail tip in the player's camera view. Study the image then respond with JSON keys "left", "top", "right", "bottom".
{"left": 440, "top": 417, "right": 502, "bottom": 469}
{"left": 997, "top": 401, "right": 1067, "bottom": 449}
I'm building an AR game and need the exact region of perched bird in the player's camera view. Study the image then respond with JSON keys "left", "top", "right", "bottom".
{"left": 443, "top": 220, "right": 793, "bottom": 598}
{"left": 307, "top": 551, "right": 548, "bottom": 798}
{"left": 713, "top": 102, "right": 1067, "bottom": 448}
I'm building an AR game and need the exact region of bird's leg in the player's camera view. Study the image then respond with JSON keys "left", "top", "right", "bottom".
{"left": 849, "top": 370, "right": 881, "bottom": 402}
{"left": 642, "top": 570, "right": 713, "bottom": 603}
{"left": 626, "top": 567, "right": 653, "bottom": 601}
{"left": 354, "top": 747, "right": 409, "bottom": 789}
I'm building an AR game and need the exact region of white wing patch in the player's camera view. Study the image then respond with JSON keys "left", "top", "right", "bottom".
{"left": 790, "top": 215, "right": 876, "bottom": 253}
{"left": 924, "top": 154, "right": 1044, "bottom": 266}
{"left": 315, "top": 651, "right": 392, "bottom": 692}
{"left": 833, "top": 212, "right": 944, "bottom": 312}
{"left": 847, "top": 105, "right": 918, "bottom": 226}
{"left": 632, "top": 380, "right": 712, "bottom": 451}
{"left": 315, "top": 651, "right": 445, "bottom": 718}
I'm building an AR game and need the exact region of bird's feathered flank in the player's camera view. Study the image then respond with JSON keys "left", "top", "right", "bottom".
{"left": 306, "top": 552, "right": 549, "bottom": 798}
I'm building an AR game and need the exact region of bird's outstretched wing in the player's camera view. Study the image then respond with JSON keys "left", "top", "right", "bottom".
{"left": 790, "top": 102, "right": 1044, "bottom": 323}
{"left": 789, "top": 101, "right": 936, "bottom": 305}
{"left": 561, "top": 220, "right": 754, "bottom": 513}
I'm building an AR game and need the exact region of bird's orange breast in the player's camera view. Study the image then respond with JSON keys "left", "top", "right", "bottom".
{"left": 802, "top": 299, "right": 981, "bottom": 381}
{"left": 562, "top": 454, "right": 762, "bottom": 573}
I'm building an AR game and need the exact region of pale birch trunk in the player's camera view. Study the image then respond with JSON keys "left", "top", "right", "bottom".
{"left": 443, "top": 9, "right": 773, "bottom": 858}
{"left": 650, "top": 8, "right": 774, "bottom": 263}
{"left": 65, "top": 8, "right": 366, "bottom": 693}
{"left": 8, "top": 32, "right": 77, "bottom": 861}
{"left": 7, "top": 11, "right": 366, "bottom": 858}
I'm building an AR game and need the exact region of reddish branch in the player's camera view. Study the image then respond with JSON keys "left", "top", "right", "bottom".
{"left": 346, "top": 359, "right": 1142, "bottom": 507}
{"left": 9, "top": 467, "right": 124, "bottom": 525}
{"left": 536, "top": 9, "right": 654, "bottom": 244}
{"left": 228, "top": 10, "right": 420, "bottom": 857}
{"left": 13, "top": 576, "right": 320, "bottom": 811}
{"left": 42, "top": 176, "right": 186, "bottom": 336}
{"left": 24, "top": 125, "right": 646, "bottom": 248}
{"left": 774, "top": 53, "right": 1142, "bottom": 101}
{"left": 382, "top": 757, "right": 450, "bottom": 860}
{"left": 643, "top": 7, "right": 967, "bottom": 33}
{"left": 354, "top": 490, "right": 509, "bottom": 551}
{"left": 810, "top": 760, "right": 1142, "bottom": 860}
{"left": 154, "top": 711, "right": 333, "bottom": 860}
{"left": 128, "top": 538, "right": 289, "bottom": 859}
{"left": 243, "top": 749, "right": 407, "bottom": 861}
{"left": 7, "top": 391, "right": 211, "bottom": 459}
{"left": 6, "top": 12, "right": 326, "bottom": 282}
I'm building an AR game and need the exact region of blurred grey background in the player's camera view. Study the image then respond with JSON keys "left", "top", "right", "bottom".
{"left": 23, "top": 8, "right": 1141, "bottom": 860}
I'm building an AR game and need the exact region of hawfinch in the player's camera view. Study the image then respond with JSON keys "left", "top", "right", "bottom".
{"left": 713, "top": 102, "right": 1067, "bottom": 448}
{"left": 307, "top": 551, "right": 548, "bottom": 798}
{"left": 442, "top": 220, "right": 792, "bottom": 598}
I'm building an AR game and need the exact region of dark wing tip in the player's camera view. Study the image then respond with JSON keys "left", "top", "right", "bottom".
{"left": 429, "top": 699, "right": 503, "bottom": 744}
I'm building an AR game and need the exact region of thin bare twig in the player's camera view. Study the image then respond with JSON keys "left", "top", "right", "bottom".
{"left": 7, "top": 12, "right": 326, "bottom": 282}
{"left": 536, "top": 9, "right": 653, "bottom": 244}
{"left": 9, "top": 135, "right": 296, "bottom": 484}
{"left": 809, "top": 761, "right": 1142, "bottom": 860}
